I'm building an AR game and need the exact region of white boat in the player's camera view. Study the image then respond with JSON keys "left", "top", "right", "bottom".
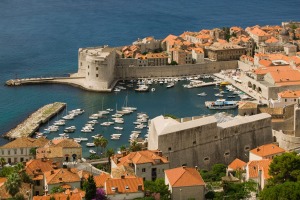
{"left": 239, "top": 94, "right": 251, "bottom": 100}
{"left": 112, "top": 113, "right": 123, "bottom": 118}
{"left": 81, "top": 127, "right": 92, "bottom": 132}
{"left": 87, "top": 120, "right": 98, "bottom": 124}
{"left": 111, "top": 133, "right": 122, "bottom": 136}
{"left": 205, "top": 99, "right": 238, "bottom": 110}
{"left": 114, "top": 88, "right": 121, "bottom": 92}
{"left": 122, "top": 95, "right": 137, "bottom": 111}
{"left": 114, "top": 127, "right": 123, "bottom": 130}
{"left": 74, "top": 137, "right": 88, "bottom": 141}
{"left": 86, "top": 143, "right": 95, "bottom": 147}
{"left": 54, "top": 120, "right": 66, "bottom": 126}
{"left": 197, "top": 92, "right": 207, "bottom": 96}
{"left": 101, "top": 122, "right": 111, "bottom": 126}
{"left": 215, "top": 93, "right": 224, "bottom": 97}
{"left": 115, "top": 119, "right": 124, "bottom": 124}
{"left": 135, "top": 85, "right": 149, "bottom": 92}
{"left": 151, "top": 88, "right": 155, "bottom": 92}
{"left": 89, "top": 149, "right": 96, "bottom": 154}
{"left": 106, "top": 108, "right": 114, "bottom": 112}
{"left": 59, "top": 133, "right": 69, "bottom": 137}
{"left": 166, "top": 82, "right": 175, "bottom": 88}
{"left": 111, "top": 136, "right": 120, "bottom": 140}
{"left": 74, "top": 139, "right": 81, "bottom": 143}
{"left": 133, "top": 121, "right": 142, "bottom": 125}
{"left": 91, "top": 134, "right": 103, "bottom": 139}
{"left": 62, "top": 114, "right": 74, "bottom": 120}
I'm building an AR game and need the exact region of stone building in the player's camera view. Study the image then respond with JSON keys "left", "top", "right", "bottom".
{"left": 36, "top": 138, "right": 82, "bottom": 163}
{"left": 207, "top": 43, "right": 246, "bottom": 61}
{"left": 135, "top": 52, "right": 168, "bottom": 66}
{"left": 148, "top": 113, "right": 272, "bottom": 169}
{"left": 111, "top": 150, "right": 169, "bottom": 181}
{"left": 245, "top": 27, "right": 271, "bottom": 44}
{"left": 0, "top": 137, "right": 48, "bottom": 164}
{"left": 132, "top": 36, "right": 162, "bottom": 53}
{"left": 76, "top": 46, "right": 117, "bottom": 91}
{"left": 249, "top": 143, "right": 285, "bottom": 161}
{"left": 171, "top": 48, "right": 193, "bottom": 65}
{"left": 165, "top": 166, "right": 206, "bottom": 200}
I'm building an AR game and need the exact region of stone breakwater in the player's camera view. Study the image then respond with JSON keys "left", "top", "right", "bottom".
{"left": 4, "top": 102, "right": 66, "bottom": 139}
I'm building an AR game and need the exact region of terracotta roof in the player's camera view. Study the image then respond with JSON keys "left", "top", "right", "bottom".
{"left": 50, "top": 138, "right": 82, "bottom": 148}
{"left": 259, "top": 59, "right": 273, "bottom": 67}
{"left": 162, "top": 34, "right": 178, "bottom": 44}
{"left": 247, "top": 159, "right": 272, "bottom": 179}
{"left": 105, "top": 176, "right": 144, "bottom": 195}
{"left": 250, "top": 144, "right": 285, "bottom": 157}
{"left": 265, "top": 37, "right": 279, "bottom": 43}
{"left": 249, "top": 27, "right": 270, "bottom": 37}
{"left": 268, "top": 69, "right": 300, "bottom": 86}
{"left": 165, "top": 167, "right": 205, "bottom": 187}
{"left": 0, "top": 182, "right": 30, "bottom": 199}
{"left": 254, "top": 65, "right": 291, "bottom": 75}
{"left": 33, "top": 189, "right": 85, "bottom": 200}
{"left": 25, "top": 159, "right": 55, "bottom": 176}
{"left": 94, "top": 173, "right": 111, "bottom": 188}
{"left": 111, "top": 165, "right": 136, "bottom": 178}
{"left": 113, "top": 150, "right": 169, "bottom": 167}
{"left": 278, "top": 90, "right": 300, "bottom": 98}
{"left": 0, "top": 137, "right": 49, "bottom": 149}
{"left": 228, "top": 158, "right": 246, "bottom": 171}
{"left": 44, "top": 168, "right": 80, "bottom": 185}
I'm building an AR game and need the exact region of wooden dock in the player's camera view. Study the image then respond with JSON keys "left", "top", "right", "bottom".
{"left": 3, "top": 102, "right": 66, "bottom": 139}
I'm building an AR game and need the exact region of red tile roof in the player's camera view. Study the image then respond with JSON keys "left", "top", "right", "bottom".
{"left": 105, "top": 176, "right": 144, "bottom": 195}
{"left": 250, "top": 144, "right": 285, "bottom": 157}
{"left": 228, "top": 158, "right": 247, "bottom": 171}
{"left": 44, "top": 168, "right": 80, "bottom": 185}
{"left": 165, "top": 167, "right": 205, "bottom": 187}
{"left": 25, "top": 159, "right": 55, "bottom": 176}
{"left": 94, "top": 173, "right": 111, "bottom": 188}
{"left": 33, "top": 189, "right": 85, "bottom": 200}
{"left": 247, "top": 159, "right": 272, "bottom": 179}
{"left": 278, "top": 90, "right": 300, "bottom": 98}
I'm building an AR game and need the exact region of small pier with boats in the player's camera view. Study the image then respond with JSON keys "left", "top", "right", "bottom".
{"left": 3, "top": 102, "right": 66, "bottom": 139}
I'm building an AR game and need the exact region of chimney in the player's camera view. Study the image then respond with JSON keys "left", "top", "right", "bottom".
{"left": 121, "top": 175, "right": 125, "bottom": 179}
{"left": 50, "top": 170, "right": 54, "bottom": 175}
{"left": 257, "top": 147, "right": 260, "bottom": 152}
{"left": 115, "top": 187, "right": 118, "bottom": 193}
{"left": 157, "top": 151, "right": 162, "bottom": 157}
{"left": 195, "top": 166, "right": 198, "bottom": 171}
{"left": 138, "top": 184, "right": 143, "bottom": 191}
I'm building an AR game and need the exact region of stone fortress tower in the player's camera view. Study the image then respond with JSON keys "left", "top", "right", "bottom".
{"left": 76, "top": 46, "right": 116, "bottom": 91}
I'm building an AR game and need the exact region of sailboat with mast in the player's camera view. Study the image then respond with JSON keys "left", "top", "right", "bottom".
{"left": 99, "top": 97, "right": 110, "bottom": 115}
{"left": 122, "top": 94, "right": 137, "bottom": 111}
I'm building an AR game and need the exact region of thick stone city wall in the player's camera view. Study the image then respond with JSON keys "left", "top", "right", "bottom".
{"left": 115, "top": 61, "right": 237, "bottom": 79}
{"left": 273, "top": 130, "right": 300, "bottom": 150}
{"left": 156, "top": 114, "right": 272, "bottom": 169}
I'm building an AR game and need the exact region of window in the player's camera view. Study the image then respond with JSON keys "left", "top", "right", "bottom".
{"left": 285, "top": 99, "right": 287, "bottom": 102}
{"left": 35, "top": 191, "right": 39, "bottom": 196}
{"left": 244, "top": 145, "right": 250, "bottom": 151}
{"left": 295, "top": 99, "right": 297, "bottom": 102}
{"left": 96, "top": 74, "right": 98, "bottom": 77}
{"left": 20, "top": 158, "right": 24, "bottom": 162}
{"left": 96, "top": 67, "right": 98, "bottom": 70}
{"left": 35, "top": 180, "right": 40, "bottom": 186}
{"left": 142, "top": 168, "right": 146, "bottom": 172}
{"left": 204, "top": 157, "right": 210, "bottom": 161}
{"left": 14, "top": 149, "right": 17, "bottom": 154}
{"left": 224, "top": 151, "right": 230, "bottom": 156}
{"left": 88, "top": 65, "right": 89, "bottom": 69}
{"left": 168, "top": 147, "right": 172, "bottom": 151}
{"left": 14, "top": 158, "right": 17, "bottom": 163}
{"left": 88, "top": 72, "right": 89, "bottom": 76}
{"left": 80, "top": 62, "right": 82, "bottom": 66}
{"left": 21, "top": 148, "right": 23, "bottom": 154}
{"left": 8, "top": 150, "right": 10, "bottom": 155}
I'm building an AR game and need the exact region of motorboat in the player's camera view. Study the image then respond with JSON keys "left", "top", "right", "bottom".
{"left": 54, "top": 120, "right": 66, "bottom": 126}
{"left": 91, "top": 134, "right": 103, "bottom": 139}
{"left": 74, "top": 137, "right": 88, "bottom": 141}
{"left": 89, "top": 149, "right": 96, "bottom": 154}
{"left": 197, "top": 92, "right": 207, "bottom": 96}
{"left": 114, "top": 127, "right": 123, "bottom": 130}
{"left": 135, "top": 85, "right": 149, "bottom": 92}
{"left": 86, "top": 143, "right": 95, "bottom": 147}
{"left": 151, "top": 88, "right": 155, "bottom": 92}
{"left": 166, "top": 82, "right": 175, "bottom": 88}
{"left": 101, "top": 122, "right": 111, "bottom": 126}
{"left": 215, "top": 93, "right": 224, "bottom": 97}
{"left": 62, "top": 114, "right": 75, "bottom": 120}
{"left": 205, "top": 99, "right": 238, "bottom": 110}
{"left": 64, "top": 126, "right": 76, "bottom": 133}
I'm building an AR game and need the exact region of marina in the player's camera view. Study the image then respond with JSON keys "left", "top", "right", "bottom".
{"left": 1, "top": 74, "right": 248, "bottom": 156}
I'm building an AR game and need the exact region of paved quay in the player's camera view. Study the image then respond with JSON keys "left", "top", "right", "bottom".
{"left": 214, "top": 72, "right": 269, "bottom": 105}
{"left": 4, "top": 102, "right": 66, "bottom": 139}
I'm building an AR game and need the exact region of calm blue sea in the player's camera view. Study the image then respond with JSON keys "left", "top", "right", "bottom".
{"left": 0, "top": 0, "right": 299, "bottom": 156}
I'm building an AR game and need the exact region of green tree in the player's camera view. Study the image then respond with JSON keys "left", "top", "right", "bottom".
{"left": 5, "top": 173, "right": 22, "bottom": 197}
{"left": 29, "top": 147, "right": 37, "bottom": 158}
{"left": 0, "top": 166, "right": 15, "bottom": 177}
{"left": 169, "top": 61, "right": 178, "bottom": 65}
{"left": 0, "top": 157, "right": 6, "bottom": 168}
{"left": 85, "top": 175, "right": 97, "bottom": 200}
{"left": 14, "top": 162, "right": 24, "bottom": 173}
{"left": 129, "top": 141, "right": 142, "bottom": 152}
{"left": 106, "top": 148, "right": 115, "bottom": 167}
{"left": 50, "top": 196, "right": 56, "bottom": 200}
{"left": 222, "top": 180, "right": 257, "bottom": 199}
{"left": 120, "top": 145, "right": 127, "bottom": 152}
{"left": 200, "top": 164, "right": 226, "bottom": 182}
{"left": 14, "top": 193, "right": 25, "bottom": 200}
{"left": 144, "top": 178, "right": 170, "bottom": 200}
{"left": 268, "top": 152, "right": 300, "bottom": 185}
{"left": 94, "top": 137, "right": 102, "bottom": 155}
{"left": 99, "top": 137, "right": 108, "bottom": 155}
{"left": 50, "top": 186, "right": 64, "bottom": 194}
{"left": 260, "top": 181, "right": 300, "bottom": 200}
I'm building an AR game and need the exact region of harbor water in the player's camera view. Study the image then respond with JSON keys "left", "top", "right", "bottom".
{"left": 0, "top": 0, "right": 299, "bottom": 157}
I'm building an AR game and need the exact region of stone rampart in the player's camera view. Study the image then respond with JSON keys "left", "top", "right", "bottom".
{"left": 115, "top": 60, "right": 237, "bottom": 79}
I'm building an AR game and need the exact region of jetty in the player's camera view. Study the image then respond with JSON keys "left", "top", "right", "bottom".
{"left": 4, "top": 102, "right": 66, "bottom": 139}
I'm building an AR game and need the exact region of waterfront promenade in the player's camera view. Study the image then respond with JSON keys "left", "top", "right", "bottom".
{"left": 4, "top": 102, "right": 66, "bottom": 139}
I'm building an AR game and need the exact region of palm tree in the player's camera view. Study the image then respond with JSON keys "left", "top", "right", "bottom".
{"left": 5, "top": 173, "right": 22, "bottom": 197}
{"left": 93, "top": 137, "right": 102, "bottom": 155}
{"left": 129, "top": 141, "right": 142, "bottom": 152}
{"left": 120, "top": 145, "right": 127, "bottom": 152}
{"left": 0, "top": 157, "right": 6, "bottom": 168}
{"left": 99, "top": 137, "right": 108, "bottom": 155}
{"left": 106, "top": 148, "right": 115, "bottom": 172}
